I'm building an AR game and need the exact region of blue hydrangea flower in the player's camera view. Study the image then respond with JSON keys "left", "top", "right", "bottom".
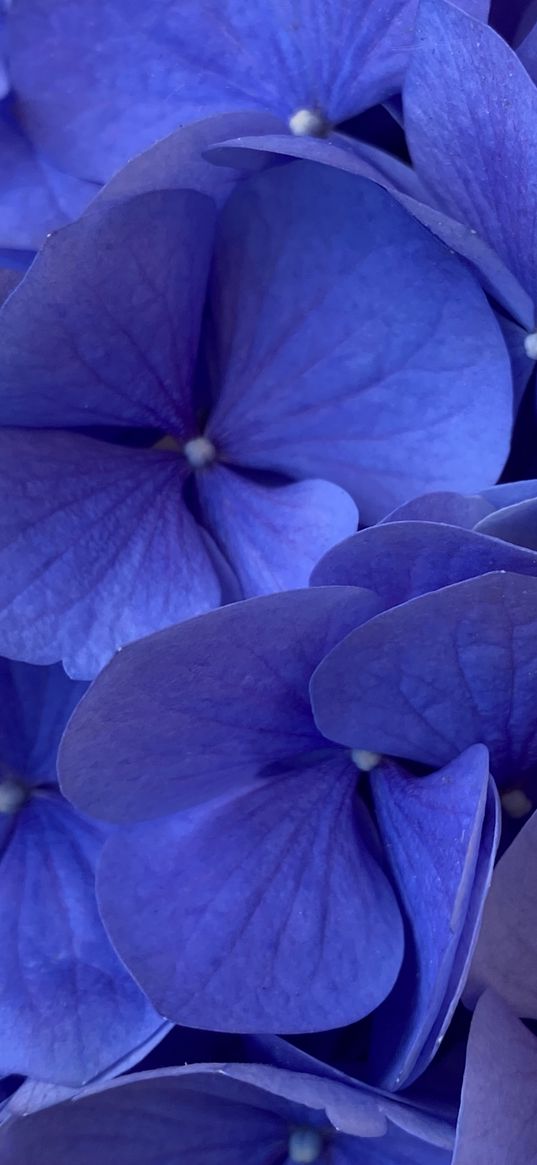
{"left": 0, "top": 1059, "right": 454, "bottom": 1163}
{"left": 5, "top": 0, "right": 489, "bottom": 184}
{"left": 0, "top": 139, "right": 512, "bottom": 678}
{"left": 0, "top": 658, "right": 167, "bottom": 1084}
{"left": 58, "top": 585, "right": 498, "bottom": 1091}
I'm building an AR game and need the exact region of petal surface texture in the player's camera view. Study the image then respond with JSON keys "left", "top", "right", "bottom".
{"left": 404, "top": 0, "right": 537, "bottom": 306}
{"left": 59, "top": 587, "right": 382, "bottom": 821}
{"left": 310, "top": 572, "right": 537, "bottom": 789}
{"left": 196, "top": 465, "right": 358, "bottom": 597}
{"left": 96, "top": 755, "right": 404, "bottom": 1032}
{"left": 0, "top": 433, "right": 221, "bottom": 678}
{"left": 7, "top": 0, "right": 489, "bottom": 181}
{"left": 204, "top": 163, "right": 512, "bottom": 522}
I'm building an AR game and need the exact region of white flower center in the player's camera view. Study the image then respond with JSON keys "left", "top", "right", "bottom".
{"left": 0, "top": 778, "right": 28, "bottom": 814}
{"left": 524, "top": 331, "right": 537, "bottom": 359}
{"left": 351, "top": 748, "right": 382, "bottom": 772}
{"left": 183, "top": 436, "right": 216, "bottom": 469}
{"left": 288, "top": 1128, "right": 323, "bottom": 1163}
{"left": 288, "top": 108, "right": 329, "bottom": 137}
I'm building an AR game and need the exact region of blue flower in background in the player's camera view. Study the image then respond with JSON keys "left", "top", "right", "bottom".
{"left": 0, "top": 658, "right": 166, "bottom": 1084}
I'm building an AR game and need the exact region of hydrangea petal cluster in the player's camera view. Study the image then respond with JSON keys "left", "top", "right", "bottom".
{"left": 1, "top": 0, "right": 537, "bottom": 1158}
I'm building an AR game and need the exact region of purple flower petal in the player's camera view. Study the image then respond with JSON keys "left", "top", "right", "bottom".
{"left": 311, "top": 521, "right": 537, "bottom": 605}
{"left": 6, "top": 0, "right": 488, "bottom": 181}
{"left": 465, "top": 806, "right": 537, "bottom": 1018}
{"left": 197, "top": 465, "right": 358, "bottom": 597}
{"left": 0, "top": 189, "right": 215, "bottom": 430}
{"left": 452, "top": 992, "right": 537, "bottom": 1165}
{"left": 59, "top": 586, "right": 381, "bottom": 819}
{"left": 0, "top": 1061, "right": 451, "bottom": 1164}
{"left": 368, "top": 751, "right": 499, "bottom": 1089}
{"left": 97, "top": 754, "right": 403, "bottom": 1031}
{"left": 474, "top": 497, "right": 537, "bottom": 551}
{"left": 404, "top": 0, "right": 537, "bottom": 308}
{"left": 0, "top": 432, "right": 221, "bottom": 678}
{"left": 0, "top": 109, "right": 97, "bottom": 249}
{"left": 310, "top": 572, "right": 537, "bottom": 788}
{"left": 0, "top": 794, "right": 163, "bottom": 1084}
{"left": 378, "top": 491, "right": 493, "bottom": 529}
{"left": 206, "top": 130, "right": 532, "bottom": 324}
{"left": 204, "top": 162, "right": 512, "bottom": 521}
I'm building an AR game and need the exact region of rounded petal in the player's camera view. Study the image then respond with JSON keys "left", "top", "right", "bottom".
{"left": 205, "top": 163, "right": 512, "bottom": 521}
{"left": 197, "top": 464, "right": 358, "bottom": 597}
{"left": 0, "top": 432, "right": 221, "bottom": 678}
{"left": 310, "top": 572, "right": 537, "bottom": 789}
{"left": 59, "top": 586, "right": 381, "bottom": 820}
{"left": 97, "top": 755, "right": 403, "bottom": 1032}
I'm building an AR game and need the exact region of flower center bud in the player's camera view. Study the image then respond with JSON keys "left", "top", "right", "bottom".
{"left": 524, "top": 331, "right": 537, "bottom": 359}
{"left": 351, "top": 748, "right": 382, "bottom": 772}
{"left": 0, "top": 778, "right": 29, "bottom": 814}
{"left": 182, "top": 436, "right": 216, "bottom": 469}
{"left": 288, "top": 1127, "right": 323, "bottom": 1163}
{"left": 288, "top": 108, "right": 329, "bottom": 137}
{"left": 501, "top": 788, "right": 533, "bottom": 819}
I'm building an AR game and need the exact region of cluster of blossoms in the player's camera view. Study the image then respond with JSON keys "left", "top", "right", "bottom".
{"left": 1, "top": 0, "right": 537, "bottom": 1160}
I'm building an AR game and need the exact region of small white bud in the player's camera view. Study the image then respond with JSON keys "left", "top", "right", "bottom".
{"left": 351, "top": 748, "right": 382, "bottom": 772}
{"left": 183, "top": 436, "right": 216, "bottom": 469}
{"left": 288, "top": 108, "right": 329, "bottom": 137}
{"left": 288, "top": 1128, "right": 323, "bottom": 1163}
{"left": 524, "top": 331, "right": 537, "bottom": 359}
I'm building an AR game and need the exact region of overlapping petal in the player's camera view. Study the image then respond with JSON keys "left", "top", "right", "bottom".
{"left": 311, "top": 520, "right": 537, "bottom": 605}
{"left": 404, "top": 0, "right": 537, "bottom": 310}
{"left": 310, "top": 572, "right": 537, "bottom": 788}
{"left": 96, "top": 754, "right": 404, "bottom": 1032}
{"left": 0, "top": 189, "right": 215, "bottom": 430}
{"left": 59, "top": 587, "right": 381, "bottom": 820}
{"left": 6, "top": 0, "right": 488, "bottom": 182}
{"left": 368, "top": 750, "right": 499, "bottom": 1089}
{"left": 196, "top": 465, "right": 358, "bottom": 597}
{"left": 0, "top": 795, "right": 162, "bottom": 1084}
{"left": 205, "top": 162, "right": 512, "bottom": 520}
{"left": 0, "top": 433, "right": 221, "bottom": 677}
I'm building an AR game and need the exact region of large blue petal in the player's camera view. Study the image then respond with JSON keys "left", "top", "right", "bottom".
{"left": 474, "top": 497, "right": 537, "bottom": 551}
{"left": 0, "top": 189, "right": 215, "bottom": 430}
{"left": 204, "top": 162, "right": 512, "bottom": 521}
{"left": 6, "top": 0, "right": 488, "bottom": 182}
{"left": 59, "top": 586, "right": 381, "bottom": 820}
{"left": 310, "top": 572, "right": 537, "bottom": 789}
{"left": 0, "top": 432, "right": 221, "bottom": 678}
{"left": 404, "top": 0, "right": 537, "bottom": 309}
{"left": 206, "top": 130, "right": 532, "bottom": 325}
{"left": 368, "top": 751, "right": 499, "bottom": 1090}
{"left": 197, "top": 464, "right": 358, "bottom": 597}
{"left": 97, "top": 755, "right": 403, "bottom": 1032}
{"left": 311, "top": 521, "right": 537, "bottom": 605}
{"left": 0, "top": 795, "right": 163, "bottom": 1084}
{"left": 452, "top": 992, "right": 537, "bottom": 1165}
